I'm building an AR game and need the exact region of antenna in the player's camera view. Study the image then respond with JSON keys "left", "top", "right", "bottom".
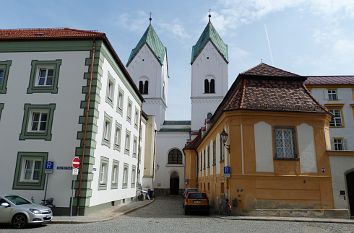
{"left": 264, "top": 24, "right": 274, "bottom": 66}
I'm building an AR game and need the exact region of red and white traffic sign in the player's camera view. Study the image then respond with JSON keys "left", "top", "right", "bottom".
{"left": 72, "top": 157, "right": 80, "bottom": 169}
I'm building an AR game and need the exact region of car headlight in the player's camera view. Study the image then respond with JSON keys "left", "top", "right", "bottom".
{"left": 29, "top": 209, "right": 41, "bottom": 214}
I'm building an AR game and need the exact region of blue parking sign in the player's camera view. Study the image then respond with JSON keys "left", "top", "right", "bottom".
{"left": 224, "top": 166, "right": 231, "bottom": 177}
{"left": 45, "top": 161, "right": 54, "bottom": 173}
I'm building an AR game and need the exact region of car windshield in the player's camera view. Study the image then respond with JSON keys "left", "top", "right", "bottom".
{"left": 5, "top": 195, "right": 31, "bottom": 205}
{"left": 188, "top": 193, "right": 207, "bottom": 199}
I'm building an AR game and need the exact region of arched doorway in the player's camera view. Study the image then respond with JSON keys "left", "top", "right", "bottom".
{"left": 347, "top": 171, "right": 354, "bottom": 216}
{"left": 170, "top": 171, "right": 179, "bottom": 195}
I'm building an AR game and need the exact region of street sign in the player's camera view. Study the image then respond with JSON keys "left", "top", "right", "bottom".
{"left": 45, "top": 161, "right": 54, "bottom": 174}
{"left": 224, "top": 166, "right": 231, "bottom": 178}
{"left": 72, "top": 157, "right": 80, "bottom": 169}
{"left": 72, "top": 168, "right": 79, "bottom": 176}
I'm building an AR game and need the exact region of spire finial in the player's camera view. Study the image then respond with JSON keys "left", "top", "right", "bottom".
{"left": 208, "top": 9, "right": 211, "bottom": 22}
{"left": 149, "top": 12, "right": 152, "bottom": 24}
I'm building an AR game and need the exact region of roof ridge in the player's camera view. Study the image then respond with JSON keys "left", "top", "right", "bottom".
{"left": 239, "top": 78, "right": 247, "bottom": 109}
{"left": 306, "top": 75, "right": 354, "bottom": 77}
{"left": 302, "top": 84, "right": 329, "bottom": 113}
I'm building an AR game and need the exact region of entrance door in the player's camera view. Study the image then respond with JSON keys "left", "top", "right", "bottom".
{"left": 347, "top": 172, "right": 354, "bottom": 216}
{"left": 170, "top": 172, "right": 179, "bottom": 195}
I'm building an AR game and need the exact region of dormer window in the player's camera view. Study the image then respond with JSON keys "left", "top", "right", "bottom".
{"left": 204, "top": 78, "right": 215, "bottom": 94}
{"left": 138, "top": 80, "right": 148, "bottom": 95}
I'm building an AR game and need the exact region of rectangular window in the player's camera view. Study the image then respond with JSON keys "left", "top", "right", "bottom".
{"left": 203, "top": 150, "right": 206, "bottom": 170}
{"left": 220, "top": 135, "right": 225, "bottom": 161}
{"left": 199, "top": 153, "right": 202, "bottom": 171}
{"left": 131, "top": 166, "right": 136, "bottom": 188}
{"left": 333, "top": 138, "right": 345, "bottom": 151}
{"left": 274, "top": 127, "right": 297, "bottom": 159}
{"left": 27, "top": 60, "right": 61, "bottom": 94}
{"left": 106, "top": 74, "right": 115, "bottom": 107}
{"left": 102, "top": 113, "right": 112, "bottom": 147}
{"left": 133, "top": 136, "right": 137, "bottom": 158}
{"left": 327, "top": 89, "right": 338, "bottom": 101}
{"left": 122, "top": 163, "right": 129, "bottom": 189}
{"left": 212, "top": 140, "right": 216, "bottom": 165}
{"left": 98, "top": 157, "right": 109, "bottom": 190}
{"left": 207, "top": 145, "right": 210, "bottom": 168}
{"left": 19, "top": 104, "right": 56, "bottom": 141}
{"left": 134, "top": 108, "right": 139, "bottom": 128}
{"left": 0, "top": 60, "right": 12, "bottom": 94}
{"left": 114, "top": 122, "right": 122, "bottom": 151}
{"left": 117, "top": 88, "right": 124, "bottom": 115}
{"left": 329, "top": 109, "right": 343, "bottom": 127}
{"left": 127, "top": 99, "right": 132, "bottom": 123}
{"left": 13, "top": 152, "right": 47, "bottom": 190}
{"left": 125, "top": 130, "right": 131, "bottom": 155}
{"left": 111, "top": 160, "right": 119, "bottom": 189}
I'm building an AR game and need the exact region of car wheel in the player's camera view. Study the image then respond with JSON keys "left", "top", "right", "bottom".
{"left": 12, "top": 214, "right": 27, "bottom": 229}
{"left": 184, "top": 207, "right": 189, "bottom": 215}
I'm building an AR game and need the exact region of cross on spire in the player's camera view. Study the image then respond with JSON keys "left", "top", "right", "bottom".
{"left": 149, "top": 12, "right": 152, "bottom": 24}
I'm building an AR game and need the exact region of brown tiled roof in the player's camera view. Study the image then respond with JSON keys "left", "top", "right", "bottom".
{"left": 184, "top": 133, "right": 201, "bottom": 150}
{"left": 211, "top": 63, "right": 328, "bottom": 122}
{"left": 305, "top": 76, "right": 354, "bottom": 85}
{"left": 242, "top": 63, "right": 300, "bottom": 77}
{"left": 0, "top": 28, "right": 105, "bottom": 40}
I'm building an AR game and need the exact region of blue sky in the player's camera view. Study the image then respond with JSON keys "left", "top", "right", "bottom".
{"left": 3, "top": 0, "right": 354, "bottom": 120}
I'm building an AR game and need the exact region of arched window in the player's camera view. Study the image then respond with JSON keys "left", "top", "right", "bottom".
{"left": 138, "top": 79, "right": 148, "bottom": 95}
{"left": 204, "top": 79, "right": 209, "bottom": 93}
{"left": 210, "top": 79, "right": 215, "bottom": 93}
{"left": 168, "top": 149, "right": 182, "bottom": 164}
{"left": 143, "top": 80, "right": 148, "bottom": 94}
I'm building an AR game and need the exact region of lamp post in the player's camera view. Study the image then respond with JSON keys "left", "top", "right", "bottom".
{"left": 220, "top": 129, "right": 231, "bottom": 199}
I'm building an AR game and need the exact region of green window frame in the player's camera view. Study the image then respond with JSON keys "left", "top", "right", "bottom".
{"left": 19, "top": 104, "right": 56, "bottom": 141}
{"left": 0, "top": 103, "right": 4, "bottom": 121}
{"left": 0, "top": 60, "right": 12, "bottom": 94}
{"left": 13, "top": 152, "right": 48, "bottom": 190}
{"left": 98, "top": 156, "right": 109, "bottom": 190}
{"left": 102, "top": 112, "right": 113, "bottom": 148}
{"left": 27, "top": 59, "right": 62, "bottom": 94}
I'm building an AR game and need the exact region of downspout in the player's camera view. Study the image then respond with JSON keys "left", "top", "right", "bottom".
{"left": 240, "top": 123, "right": 245, "bottom": 175}
{"left": 152, "top": 129, "right": 157, "bottom": 188}
{"left": 76, "top": 40, "right": 96, "bottom": 215}
{"left": 136, "top": 106, "right": 143, "bottom": 189}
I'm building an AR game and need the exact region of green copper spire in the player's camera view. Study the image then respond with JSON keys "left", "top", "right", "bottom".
{"left": 127, "top": 24, "right": 167, "bottom": 66}
{"left": 191, "top": 22, "right": 228, "bottom": 64}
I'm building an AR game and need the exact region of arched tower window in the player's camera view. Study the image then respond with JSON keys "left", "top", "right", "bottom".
{"left": 204, "top": 79, "right": 210, "bottom": 93}
{"left": 168, "top": 148, "right": 182, "bottom": 164}
{"left": 138, "top": 78, "right": 149, "bottom": 95}
{"left": 204, "top": 77, "right": 215, "bottom": 94}
{"left": 210, "top": 79, "right": 215, "bottom": 93}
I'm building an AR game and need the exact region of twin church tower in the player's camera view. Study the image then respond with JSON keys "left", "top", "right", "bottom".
{"left": 126, "top": 17, "right": 228, "bottom": 132}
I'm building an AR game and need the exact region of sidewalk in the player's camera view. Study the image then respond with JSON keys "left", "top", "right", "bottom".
{"left": 219, "top": 215, "right": 354, "bottom": 224}
{"left": 52, "top": 199, "right": 154, "bottom": 224}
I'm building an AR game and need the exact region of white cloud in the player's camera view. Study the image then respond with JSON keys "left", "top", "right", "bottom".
{"left": 333, "top": 38, "right": 354, "bottom": 57}
{"left": 159, "top": 19, "right": 190, "bottom": 40}
{"left": 116, "top": 11, "right": 149, "bottom": 33}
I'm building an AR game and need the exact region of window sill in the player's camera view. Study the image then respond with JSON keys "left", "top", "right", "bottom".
{"left": 274, "top": 157, "right": 299, "bottom": 161}
{"left": 166, "top": 164, "right": 184, "bottom": 167}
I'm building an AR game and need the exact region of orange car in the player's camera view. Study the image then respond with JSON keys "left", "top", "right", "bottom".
{"left": 184, "top": 192, "right": 209, "bottom": 215}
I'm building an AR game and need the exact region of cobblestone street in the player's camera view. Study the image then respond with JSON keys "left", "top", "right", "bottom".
{"left": 0, "top": 196, "right": 353, "bottom": 233}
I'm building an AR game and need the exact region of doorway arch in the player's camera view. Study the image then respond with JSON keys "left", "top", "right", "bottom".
{"left": 346, "top": 171, "right": 354, "bottom": 216}
{"left": 170, "top": 171, "right": 179, "bottom": 195}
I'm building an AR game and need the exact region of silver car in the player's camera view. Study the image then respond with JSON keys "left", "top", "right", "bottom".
{"left": 0, "top": 195, "right": 52, "bottom": 228}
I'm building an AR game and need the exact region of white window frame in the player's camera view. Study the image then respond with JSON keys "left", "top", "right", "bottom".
{"left": 329, "top": 109, "right": 343, "bottom": 127}
{"left": 98, "top": 157, "right": 109, "bottom": 189}
{"left": 327, "top": 89, "right": 338, "bottom": 101}
{"left": 125, "top": 130, "right": 131, "bottom": 155}
{"left": 20, "top": 158, "right": 42, "bottom": 182}
{"left": 134, "top": 108, "right": 139, "bottom": 128}
{"left": 333, "top": 138, "right": 345, "bottom": 151}
{"left": 35, "top": 66, "right": 55, "bottom": 87}
{"left": 133, "top": 136, "right": 137, "bottom": 158}
{"left": 131, "top": 166, "right": 136, "bottom": 188}
{"left": 122, "top": 163, "right": 129, "bottom": 189}
{"left": 114, "top": 122, "right": 122, "bottom": 151}
{"left": 111, "top": 160, "right": 119, "bottom": 189}
{"left": 274, "top": 127, "right": 297, "bottom": 159}
{"left": 28, "top": 110, "right": 48, "bottom": 132}
{"left": 127, "top": 99, "right": 132, "bottom": 123}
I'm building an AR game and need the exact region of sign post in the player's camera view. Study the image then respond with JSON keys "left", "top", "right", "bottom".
{"left": 70, "top": 157, "right": 80, "bottom": 216}
{"left": 43, "top": 161, "right": 54, "bottom": 203}
{"left": 224, "top": 166, "right": 231, "bottom": 178}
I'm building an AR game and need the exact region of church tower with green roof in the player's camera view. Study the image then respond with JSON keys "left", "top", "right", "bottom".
{"left": 191, "top": 19, "right": 228, "bottom": 132}
{"left": 127, "top": 22, "right": 168, "bottom": 130}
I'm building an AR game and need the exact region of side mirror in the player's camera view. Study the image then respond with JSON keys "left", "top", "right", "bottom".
{"left": 1, "top": 202, "right": 10, "bottom": 208}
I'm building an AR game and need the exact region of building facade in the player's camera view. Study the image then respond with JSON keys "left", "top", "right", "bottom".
{"left": 0, "top": 28, "right": 143, "bottom": 215}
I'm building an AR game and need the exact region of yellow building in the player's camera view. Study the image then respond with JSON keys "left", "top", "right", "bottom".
{"left": 184, "top": 63, "right": 347, "bottom": 218}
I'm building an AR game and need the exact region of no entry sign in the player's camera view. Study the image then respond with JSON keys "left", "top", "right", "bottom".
{"left": 72, "top": 157, "right": 80, "bottom": 169}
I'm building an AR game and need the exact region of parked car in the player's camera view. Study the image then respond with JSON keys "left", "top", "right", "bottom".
{"left": 184, "top": 192, "right": 209, "bottom": 215}
{"left": 0, "top": 195, "right": 52, "bottom": 228}
{"left": 183, "top": 188, "right": 198, "bottom": 199}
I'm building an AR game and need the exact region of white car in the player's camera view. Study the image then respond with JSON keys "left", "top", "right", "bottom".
{"left": 0, "top": 195, "right": 52, "bottom": 228}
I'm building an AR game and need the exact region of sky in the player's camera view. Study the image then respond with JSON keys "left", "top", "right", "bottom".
{"left": 2, "top": 0, "right": 354, "bottom": 120}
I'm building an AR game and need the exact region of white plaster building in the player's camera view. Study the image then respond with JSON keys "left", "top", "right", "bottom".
{"left": 0, "top": 28, "right": 144, "bottom": 215}
{"left": 305, "top": 76, "right": 354, "bottom": 216}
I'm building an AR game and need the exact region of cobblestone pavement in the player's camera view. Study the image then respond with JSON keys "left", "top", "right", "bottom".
{"left": 1, "top": 196, "right": 353, "bottom": 233}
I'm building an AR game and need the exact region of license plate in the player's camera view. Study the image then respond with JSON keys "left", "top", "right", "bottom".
{"left": 193, "top": 200, "right": 202, "bottom": 203}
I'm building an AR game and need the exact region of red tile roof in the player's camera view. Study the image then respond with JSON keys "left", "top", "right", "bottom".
{"left": 0, "top": 28, "right": 105, "bottom": 40}
{"left": 305, "top": 76, "right": 354, "bottom": 85}
{"left": 242, "top": 63, "right": 300, "bottom": 77}
{"left": 184, "top": 133, "right": 201, "bottom": 150}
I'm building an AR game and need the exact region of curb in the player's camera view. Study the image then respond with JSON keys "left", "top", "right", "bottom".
{"left": 51, "top": 199, "right": 155, "bottom": 224}
{"left": 217, "top": 216, "right": 354, "bottom": 224}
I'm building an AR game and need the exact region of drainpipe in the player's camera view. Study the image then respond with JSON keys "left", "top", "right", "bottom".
{"left": 136, "top": 106, "right": 143, "bottom": 192}
{"left": 240, "top": 123, "right": 245, "bottom": 175}
{"left": 76, "top": 40, "right": 96, "bottom": 215}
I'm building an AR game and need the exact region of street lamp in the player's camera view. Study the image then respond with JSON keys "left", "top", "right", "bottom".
{"left": 220, "top": 129, "right": 230, "bottom": 152}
